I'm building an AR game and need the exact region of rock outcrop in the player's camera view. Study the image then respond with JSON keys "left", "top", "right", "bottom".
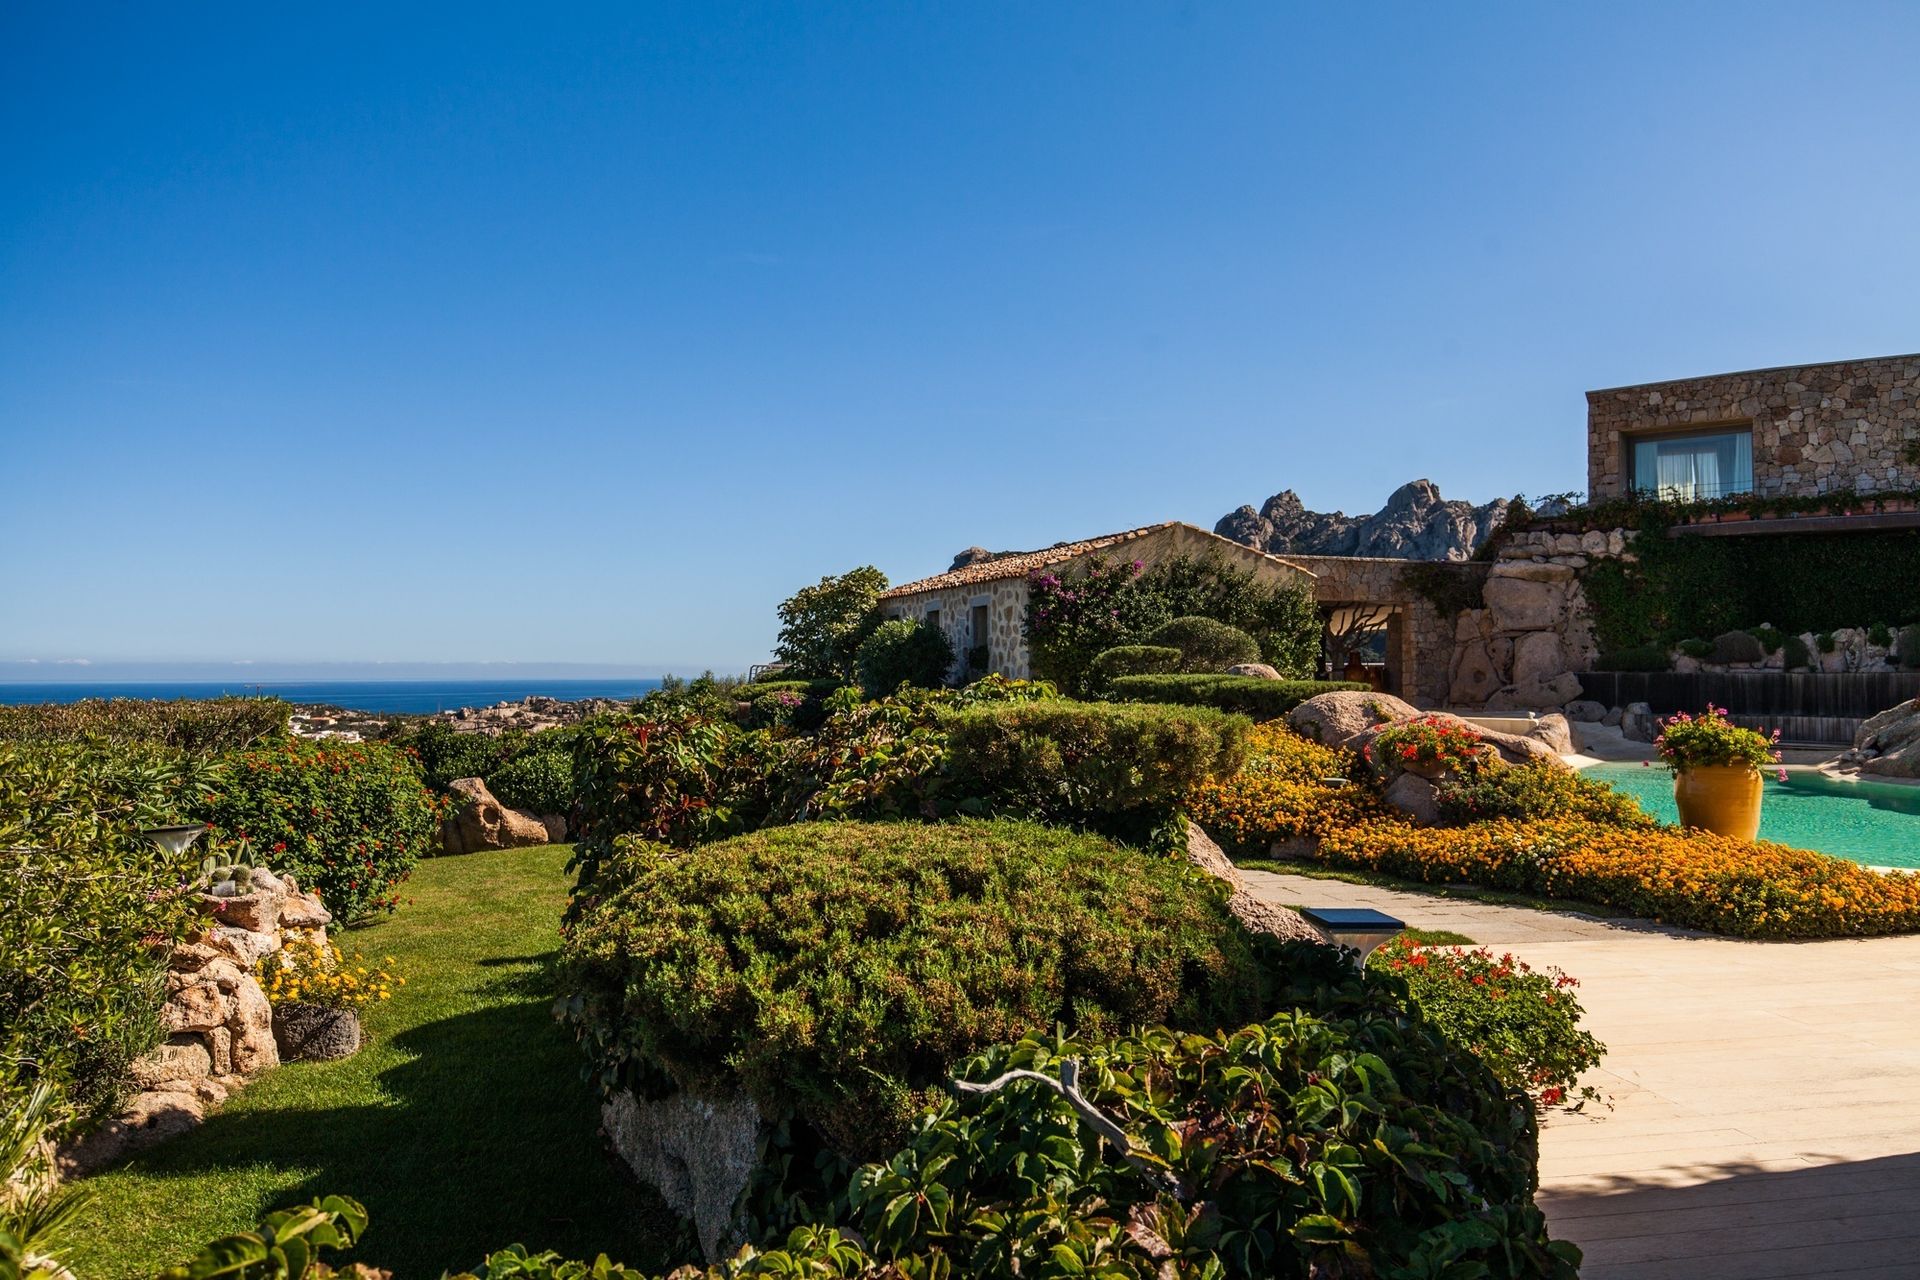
{"left": 1839, "top": 699, "right": 1920, "bottom": 778}
{"left": 1216, "top": 480, "right": 1509, "bottom": 562}
{"left": 441, "top": 777, "right": 555, "bottom": 854}
{"left": 602, "top": 1087, "right": 765, "bottom": 1263}
{"left": 1285, "top": 691, "right": 1566, "bottom": 767}
{"left": 1184, "top": 823, "right": 1324, "bottom": 945}
{"left": 59, "top": 868, "right": 329, "bottom": 1176}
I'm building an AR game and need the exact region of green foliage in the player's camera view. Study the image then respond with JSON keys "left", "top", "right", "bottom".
{"left": 1869, "top": 620, "right": 1894, "bottom": 647}
{"left": 1654, "top": 707, "right": 1781, "bottom": 773}
{"left": 1708, "top": 630, "right": 1764, "bottom": 664}
{"left": 847, "top": 943, "right": 1573, "bottom": 1279}
{"left": 769, "top": 689, "right": 955, "bottom": 824}
{"left": 1143, "top": 615, "right": 1260, "bottom": 672}
{"left": 555, "top": 820, "right": 1274, "bottom": 1161}
{"left": 1782, "top": 635, "right": 1813, "bottom": 671}
{"left": 854, "top": 619, "right": 955, "bottom": 698}
{"left": 450, "top": 1245, "right": 652, "bottom": 1280}
{"left": 944, "top": 701, "right": 1248, "bottom": 839}
{"left": 1, "top": 1083, "right": 90, "bottom": 1272}
{"left": 156, "top": 1196, "right": 367, "bottom": 1280}
{"left": 1676, "top": 637, "right": 1711, "bottom": 659}
{"left": 1130, "top": 553, "right": 1321, "bottom": 676}
{"left": 1398, "top": 561, "right": 1489, "bottom": 619}
{"left": 1087, "top": 644, "right": 1183, "bottom": 685}
{"left": 1025, "top": 557, "right": 1161, "bottom": 696}
{"left": 1592, "top": 645, "right": 1670, "bottom": 672}
{"left": 195, "top": 740, "right": 440, "bottom": 925}
{"left": 1434, "top": 760, "right": 1652, "bottom": 828}
{"left": 386, "top": 720, "right": 519, "bottom": 793}
{"left": 1750, "top": 625, "right": 1786, "bottom": 655}
{"left": 488, "top": 745, "right": 577, "bottom": 816}
{"left": 1580, "top": 522, "right": 1920, "bottom": 653}
{"left": 1372, "top": 937, "right": 1604, "bottom": 1108}
{"left": 1816, "top": 631, "right": 1837, "bottom": 654}
{"left": 775, "top": 568, "right": 890, "bottom": 680}
{"left": 1108, "top": 674, "right": 1369, "bottom": 721}
{"left": 1898, "top": 625, "right": 1920, "bottom": 670}
{"left": 0, "top": 697, "right": 288, "bottom": 754}
{"left": 0, "top": 743, "right": 206, "bottom": 1125}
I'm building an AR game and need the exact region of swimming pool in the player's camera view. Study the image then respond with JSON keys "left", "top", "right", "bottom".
{"left": 1581, "top": 763, "right": 1920, "bottom": 868}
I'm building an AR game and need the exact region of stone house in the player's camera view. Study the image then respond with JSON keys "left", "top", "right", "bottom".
{"left": 1587, "top": 352, "right": 1920, "bottom": 502}
{"left": 878, "top": 522, "right": 1317, "bottom": 681}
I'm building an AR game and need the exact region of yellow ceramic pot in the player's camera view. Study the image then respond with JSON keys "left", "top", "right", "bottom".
{"left": 1672, "top": 764, "right": 1764, "bottom": 840}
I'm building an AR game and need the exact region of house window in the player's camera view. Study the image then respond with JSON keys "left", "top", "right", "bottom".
{"left": 970, "top": 602, "right": 991, "bottom": 671}
{"left": 1631, "top": 428, "right": 1753, "bottom": 501}
{"left": 924, "top": 607, "right": 941, "bottom": 630}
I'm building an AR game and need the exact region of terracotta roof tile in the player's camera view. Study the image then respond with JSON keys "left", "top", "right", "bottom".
{"left": 879, "top": 522, "right": 1316, "bottom": 598}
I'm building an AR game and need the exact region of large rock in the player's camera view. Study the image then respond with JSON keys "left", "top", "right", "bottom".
{"left": 441, "top": 777, "right": 553, "bottom": 854}
{"left": 1483, "top": 574, "right": 1568, "bottom": 632}
{"left": 1511, "top": 632, "right": 1569, "bottom": 687}
{"left": 1214, "top": 480, "right": 1508, "bottom": 562}
{"left": 1850, "top": 699, "right": 1920, "bottom": 778}
{"left": 1225, "top": 662, "right": 1281, "bottom": 680}
{"left": 130, "top": 1040, "right": 212, "bottom": 1091}
{"left": 1382, "top": 772, "right": 1441, "bottom": 824}
{"left": 1621, "top": 702, "right": 1658, "bottom": 743}
{"left": 1488, "top": 672, "right": 1584, "bottom": 711}
{"left": 1566, "top": 700, "right": 1607, "bottom": 723}
{"left": 57, "top": 1090, "right": 205, "bottom": 1177}
{"left": 227, "top": 978, "right": 280, "bottom": 1076}
{"left": 1184, "top": 823, "right": 1324, "bottom": 945}
{"left": 602, "top": 1087, "right": 763, "bottom": 1262}
{"left": 1287, "top": 691, "right": 1420, "bottom": 750}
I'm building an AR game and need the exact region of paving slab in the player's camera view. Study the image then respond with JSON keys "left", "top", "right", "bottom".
{"left": 1239, "top": 868, "right": 1920, "bottom": 1279}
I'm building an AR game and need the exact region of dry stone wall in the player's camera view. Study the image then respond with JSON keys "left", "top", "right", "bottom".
{"left": 58, "top": 869, "right": 331, "bottom": 1176}
{"left": 1445, "top": 529, "right": 1630, "bottom": 710}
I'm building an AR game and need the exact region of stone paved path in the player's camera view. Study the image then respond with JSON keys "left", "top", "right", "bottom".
{"left": 1241, "top": 869, "right": 1920, "bottom": 1280}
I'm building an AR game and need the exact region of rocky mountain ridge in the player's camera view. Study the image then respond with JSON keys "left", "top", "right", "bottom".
{"left": 1214, "top": 479, "right": 1508, "bottom": 562}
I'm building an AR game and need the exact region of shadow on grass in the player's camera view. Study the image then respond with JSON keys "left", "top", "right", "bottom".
{"left": 118, "top": 996, "right": 686, "bottom": 1278}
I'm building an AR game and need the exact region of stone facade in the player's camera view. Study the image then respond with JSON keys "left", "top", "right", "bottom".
{"left": 1588, "top": 353, "right": 1920, "bottom": 501}
{"left": 1280, "top": 556, "right": 1457, "bottom": 705}
{"left": 879, "top": 523, "right": 1317, "bottom": 681}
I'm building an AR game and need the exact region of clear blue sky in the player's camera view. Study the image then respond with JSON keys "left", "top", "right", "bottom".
{"left": 5, "top": 2, "right": 1917, "bottom": 675}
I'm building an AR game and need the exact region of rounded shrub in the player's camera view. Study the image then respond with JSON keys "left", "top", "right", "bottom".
{"left": 1899, "top": 625, "right": 1920, "bottom": 670}
{"left": 1708, "top": 630, "right": 1765, "bottom": 664}
{"left": 1816, "top": 631, "right": 1838, "bottom": 654}
{"left": 854, "top": 619, "right": 954, "bottom": 698}
{"left": 487, "top": 744, "right": 575, "bottom": 816}
{"left": 555, "top": 819, "right": 1275, "bottom": 1159}
{"left": 1144, "top": 615, "right": 1261, "bottom": 672}
{"left": 1869, "top": 621, "right": 1894, "bottom": 648}
{"left": 1750, "top": 625, "right": 1786, "bottom": 655}
{"left": 1087, "top": 643, "right": 1183, "bottom": 684}
{"left": 196, "top": 740, "right": 440, "bottom": 924}
{"left": 1677, "top": 637, "right": 1712, "bottom": 660}
{"left": 1782, "top": 635, "right": 1813, "bottom": 671}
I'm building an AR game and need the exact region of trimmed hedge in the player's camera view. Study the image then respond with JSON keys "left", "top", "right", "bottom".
{"left": 1108, "top": 674, "right": 1368, "bottom": 720}
{"left": 1087, "top": 643, "right": 1183, "bottom": 684}
{"left": 0, "top": 696, "right": 288, "bottom": 754}
{"left": 555, "top": 819, "right": 1275, "bottom": 1159}
{"left": 943, "top": 699, "right": 1248, "bottom": 837}
{"left": 1143, "top": 615, "right": 1261, "bottom": 672}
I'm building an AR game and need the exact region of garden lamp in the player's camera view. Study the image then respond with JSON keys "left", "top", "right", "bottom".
{"left": 141, "top": 824, "right": 208, "bottom": 857}
{"left": 1298, "top": 907, "right": 1405, "bottom": 970}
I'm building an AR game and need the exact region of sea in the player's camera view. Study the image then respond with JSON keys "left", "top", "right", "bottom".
{"left": 0, "top": 679, "right": 668, "bottom": 715}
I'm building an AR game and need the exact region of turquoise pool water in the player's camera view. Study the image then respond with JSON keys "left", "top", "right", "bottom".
{"left": 1582, "top": 764, "right": 1920, "bottom": 868}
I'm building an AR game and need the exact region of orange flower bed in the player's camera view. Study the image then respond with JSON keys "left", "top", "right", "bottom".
{"left": 1189, "top": 722, "right": 1396, "bottom": 850}
{"left": 1318, "top": 818, "right": 1920, "bottom": 940}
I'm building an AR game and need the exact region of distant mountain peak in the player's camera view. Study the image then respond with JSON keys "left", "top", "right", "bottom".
{"left": 1215, "top": 480, "right": 1507, "bottom": 561}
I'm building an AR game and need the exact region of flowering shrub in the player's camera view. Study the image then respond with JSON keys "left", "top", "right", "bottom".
{"left": 1655, "top": 704, "right": 1785, "bottom": 777}
{"left": 1188, "top": 722, "right": 1390, "bottom": 850}
{"left": 258, "top": 935, "right": 403, "bottom": 1010}
{"left": 1363, "top": 715, "right": 1489, "bottom": 778}
{"left": 1318, "top": 818, "right": 1920, "bottom": 939}
{"left": 1372, "top": 936, "right": 1604, "bottom": 1108}
{"left": 195, "top": 740, "right": 441, "bottom": 926}
{"left": 0, "top": 743, "right": 205, "bottom": 1125}
{"left": 1434, "top": 759, "right": 1654, "bottom": 828}
{"left": 1025, "top": 557, "right": 1160, "bottom": 695}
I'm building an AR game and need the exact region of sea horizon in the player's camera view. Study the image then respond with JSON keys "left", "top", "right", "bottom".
{"left": 0, "top": 678, "right": 673, "bottom": 716}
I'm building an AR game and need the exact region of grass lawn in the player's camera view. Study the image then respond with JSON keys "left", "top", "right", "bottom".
{"left": 64, "top": 845, "right": 681, "bottom": 1280}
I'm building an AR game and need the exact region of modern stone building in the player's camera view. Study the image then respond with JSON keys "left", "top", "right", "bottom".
{"left": 877, "top": 522, "right": 1317, "bottom": 680}
{"left": 1587, "top": 352, "right": 1920, "bottom": 502}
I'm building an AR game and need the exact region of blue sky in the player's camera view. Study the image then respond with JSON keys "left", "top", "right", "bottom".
{"left": 5, "top": 2, "right": 1918, "bottom": 675}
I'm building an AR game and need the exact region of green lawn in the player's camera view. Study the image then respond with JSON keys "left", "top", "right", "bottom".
{"left": 65, "top": 846, "right": 681, "bottom": 1280}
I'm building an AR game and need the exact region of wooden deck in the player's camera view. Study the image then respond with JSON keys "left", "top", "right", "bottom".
{"left": 1240, "top": 870, "right": 1920, "bottom": 1279}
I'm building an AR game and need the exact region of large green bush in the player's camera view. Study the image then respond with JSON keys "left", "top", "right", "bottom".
{"left": 854, "top": 618, "right": 954, "bottom": 697}
{"left": 385, "top": 719, "right": 519, "bottom": 793}
{"left": 1144, "top": 615, "right": 1261, "bottom": 671}
{"left": 488, "top": 743, "right": 577, "bottom": 816}
{"left": 774, "top": 567, "right": 890, "bottom": 679}
{"left": 556, "top": 820, "right": 1274, "bottom": 1160}
{"left": 194, "top": 740, "right": 440, "bottom": 925}
{"left": 944, "top": 701, "right": 1247, "bottom": 840}
{"left": 1709, "top": 630, "right": 1764, "bottom": 664}
{"left": 0, "top": 743, "right": 207, "bottom": 1125}
{"left": 0, "top": 696, "right": 288, "bottom": 753}
{"left": 1107, "top": 674, "right": 1368, "bottom": 720}
{"left": 1087, "top": 643, "right": 1183, "bottom": 685}
{"left": 1132, "top": 552, "right": 1322, "bottom": 677}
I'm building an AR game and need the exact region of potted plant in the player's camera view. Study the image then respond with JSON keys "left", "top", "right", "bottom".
{"left": 1653, "top": 704, "right": 1784, "bottom": 840}
{"left": 257, "top": 934, "right": 402, "bottom": 1062}
{"left": 1365, "top": 715, "right": 1490, "bottom": 781}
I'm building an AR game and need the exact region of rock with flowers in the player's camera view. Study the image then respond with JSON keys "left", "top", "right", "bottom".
{"left": 57, "top": 865, "right": 331, "bottom": 1176}
{"left": 1288, "top": 691, "right": 1567, "bottom": 766}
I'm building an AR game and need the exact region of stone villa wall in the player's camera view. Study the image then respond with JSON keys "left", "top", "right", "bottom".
{"left": 1444, "top": 529, "right": 1629, "bottom": 710}
{"left": 1282, "top": 556, "right": 1452, "bottom": 705}
{"left": 1588, "top": 354, "right": 1920, "bottom": 501}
